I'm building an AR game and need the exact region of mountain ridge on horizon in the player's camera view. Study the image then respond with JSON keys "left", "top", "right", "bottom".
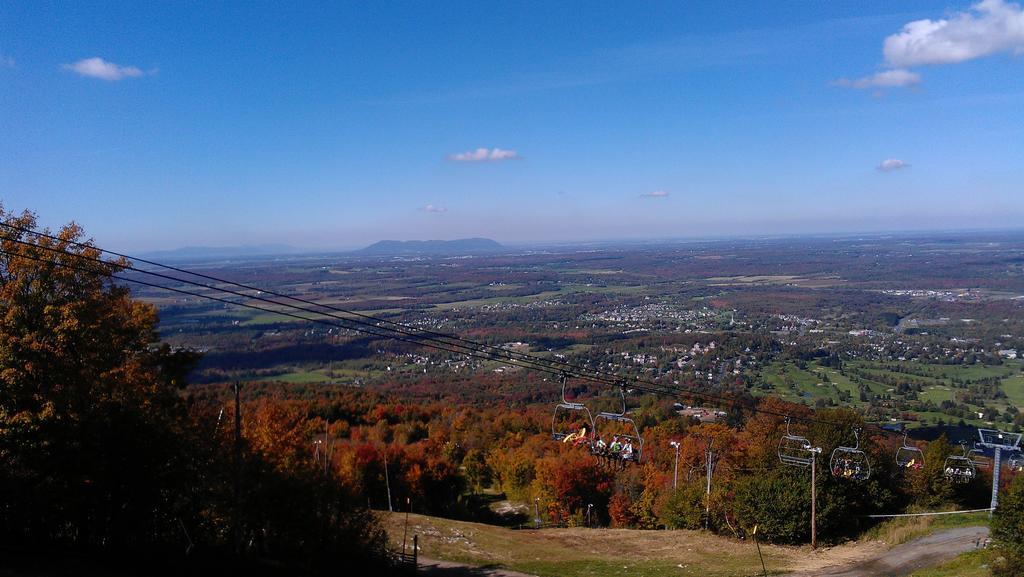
{"left": 357, "top": 238, "right": 504, "bottom": 255}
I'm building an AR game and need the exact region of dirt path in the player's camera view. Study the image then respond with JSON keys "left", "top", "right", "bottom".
{"left": 784, "top": 526, "right": 989, "bottom": 577}
{"left": 416, "top": 556, "right": 539, "bottom": 577}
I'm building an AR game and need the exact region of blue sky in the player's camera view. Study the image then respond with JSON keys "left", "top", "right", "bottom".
{"left": 2, "top": 1, "right": 1023, "bottom": 251}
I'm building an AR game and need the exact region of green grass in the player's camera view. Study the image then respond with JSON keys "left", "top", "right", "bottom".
{"left": 751, "top": 359, "right": 1024, "bottom": 426}
{"left": 383, "top": 513, "right": 795, "bottom": 577}
{"left": 862, "top": 511, "right": 989, "bottom": 546}
{"left": 1002, "top": 372, "right": 1024, "bottom": 408}
{"left": 905, "top": 548, "right": 992, "bottom": 577}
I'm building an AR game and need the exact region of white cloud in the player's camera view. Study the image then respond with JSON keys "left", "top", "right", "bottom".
{"left": 447, "top": 147, "right": 520, "bottom": 162}
{"left": 641, "top": 190, "right": 670, "bottom": 198}
{"left": 877, "top": 159, "right": 910, "bottom": 172}
{"left": 832, "top": 69, "right": 921, "bottom": 89}
{"left": 884, "top": 0, "right": 1024, "bottom": 67}
{"left": 421, "top": 204, "right": 448, "bottom": 213}
{"left": 63, "top": 57, "right": 146, "bottom": 80}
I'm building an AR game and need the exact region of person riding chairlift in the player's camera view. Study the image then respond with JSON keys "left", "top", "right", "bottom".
{"left": 573, "top": 430, "right": 591, "bottom": 448}
{"left": 594, "top": 436, "right": 607, "bottom": 456}
{"left": 562, "top": 426, "right": 587, "bottom": 444}
{"left": 609, "top": 436, "right": 623, "bottom": 458}
{"left": 621, "top": 440, "right": 634, "bottom": 462}
{"left": 833, "top": 456, "right": 861, "bottom": 479}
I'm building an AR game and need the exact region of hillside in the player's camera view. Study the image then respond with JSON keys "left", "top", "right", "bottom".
{"left": 382, "top": 512, "right": 990, "bottom": 577}
{"left": 358, "top": 238, "right": 504, "bottom": 255}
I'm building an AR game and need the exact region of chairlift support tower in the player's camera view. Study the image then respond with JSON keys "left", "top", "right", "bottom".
{"left": 977, "top": 428, "right": 1023, "bottom": 511}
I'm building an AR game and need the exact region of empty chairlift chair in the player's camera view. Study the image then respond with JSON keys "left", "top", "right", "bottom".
{"left": 895, "top": 430, "right": 925, "bottom": 471}
{"left": 594, "top": 384, "right": 644, "bottom": 464}
{"left": 830, "top": 428, "right": 871, "bottom": 481}
{"left": 778, "top": 417, "right": 814, "bottom": 467}
{"left": 969, "top": 443, "right": 992, "bottom": 470}
{"left": 944, "top": 443, "right": 977, "bottom": 484}
{"left": 551, "top": 375, "right": 595, "bottom": 448}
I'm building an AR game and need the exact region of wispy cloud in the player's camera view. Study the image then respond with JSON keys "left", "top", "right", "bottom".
{"left": 832, "top": 69, "right": 921, "bottom": 89}
{"left": 63, "top": 57, "right": 149, "bottom": 80}
{"left": 641, "top": 190, "right": 670, "bottom": 198}
{"left": 421, "top": 204, "right": 448, "bottom": 213}
{"left": 884, "top": 0, "right": 1024, "bottom": 67}
{"left": 877, "top": 159, "right": 910, "bottom": 172}
{"left": 447, "top": 147, "right": 521, "bottom": 162}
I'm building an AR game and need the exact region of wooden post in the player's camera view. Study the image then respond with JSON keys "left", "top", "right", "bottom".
{"left": 753, "top": 525, "right": 767, "bottom": 577}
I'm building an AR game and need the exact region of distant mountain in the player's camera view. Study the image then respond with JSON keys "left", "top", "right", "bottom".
{"left": 139, "top": 244, "right": 302, "bottom": 261}
{"left": 357, "top": 238, "right": 504, "bottom": 256}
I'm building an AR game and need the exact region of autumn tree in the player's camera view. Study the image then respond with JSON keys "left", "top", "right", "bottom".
{"left": 0, "top": 208, "right": 388, "bottom": 573}
{"left": 0, "top": 208, "right": 199, "bottom": 550}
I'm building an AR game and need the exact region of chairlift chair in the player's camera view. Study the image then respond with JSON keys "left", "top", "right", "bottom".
{"left": 594, "top": 383, "right": 644, "bottom": 463}
{"left": 1008, "top": 453, "right": 1024, "bottom": 473}
{"left": 551, "top": 375, "right": 595, "bottom": 447}
{"left": 969, "top": 443, "right": 992, "bottom": 469}
{"left": 943, "top": 443, "right": 977, "bottom": 484}
{"left": 830, "top": 428, "right": 871, "bottom": 481}
{"left": 895, "top": 430, "right": 925, "bottom": 471}
{"left": 778, "top": 417, "right": 814, "bottom": 467}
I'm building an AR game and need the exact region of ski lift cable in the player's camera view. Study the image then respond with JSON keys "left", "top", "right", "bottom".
{"left": 2, "top": 222, "right": 637, "bottom": 382}
{"left": 2, "top": 224, "right": 793, "bottom": 424}
{"left": 0, "top": 247, "right": 583, "bottom": 377}
{"left": 0, "top": 229, "right": 911, "bottom": 435}
{"left": 0, "top": 224, "right": 832, "bottom": 420}
{"left": 0, "top": 233, "right": 809, "bottom": 425}
{"left": 0, "top": 235, "right": 903, "bottom": 434}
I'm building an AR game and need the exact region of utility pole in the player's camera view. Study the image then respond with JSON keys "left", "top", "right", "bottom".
{"left": 402, "top": 498, "right": 411, "bottom": 557}
{"left": 670, "top": 441, "right": 681, "bottom": 489}
{"left": 810, "top": 447, "right": 821, "bottom": 549}
{"left": 323, "top": 419, "right": 330, "bottom": 475}
{"left": 384, "top": 448, "right": 393, "bottom": 512}
{"left": 704, "top": 438, "right": 716, "bottom": 530}
{"left": 232, "top": 381, "right": 243, "bottom": 555}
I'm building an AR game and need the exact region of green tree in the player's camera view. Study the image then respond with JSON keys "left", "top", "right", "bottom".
{"left": 908, "top": 434, "right": 955, "bottom": 507}
{"left": 463, "top": 448, "right": 492, "bottom": 492}
{"left": 992, "top": 474, "right": 1024, "bottom": 576}
{"left": 732, "top": 468, "right": 809, "bottom": 544}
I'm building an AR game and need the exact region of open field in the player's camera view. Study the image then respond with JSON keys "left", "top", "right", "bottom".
{"left": 750, "top": 358, "right": 1024, "bottom": 429}
{"left": 383, "top": 512, "right": 991, "bottom": 577}
{"left": 383, "top": 512, "right": 796, "bottom": 577}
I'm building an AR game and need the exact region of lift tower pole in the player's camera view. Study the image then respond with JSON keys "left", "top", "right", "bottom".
{"left": 810, "top": 446, "right": 822, "bottom": 549}
{"left": 704, "top": 438, "right": 716, "bottom": 530}
{"left": 976, "top": 428, "right": 1022, "bottom": 513}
